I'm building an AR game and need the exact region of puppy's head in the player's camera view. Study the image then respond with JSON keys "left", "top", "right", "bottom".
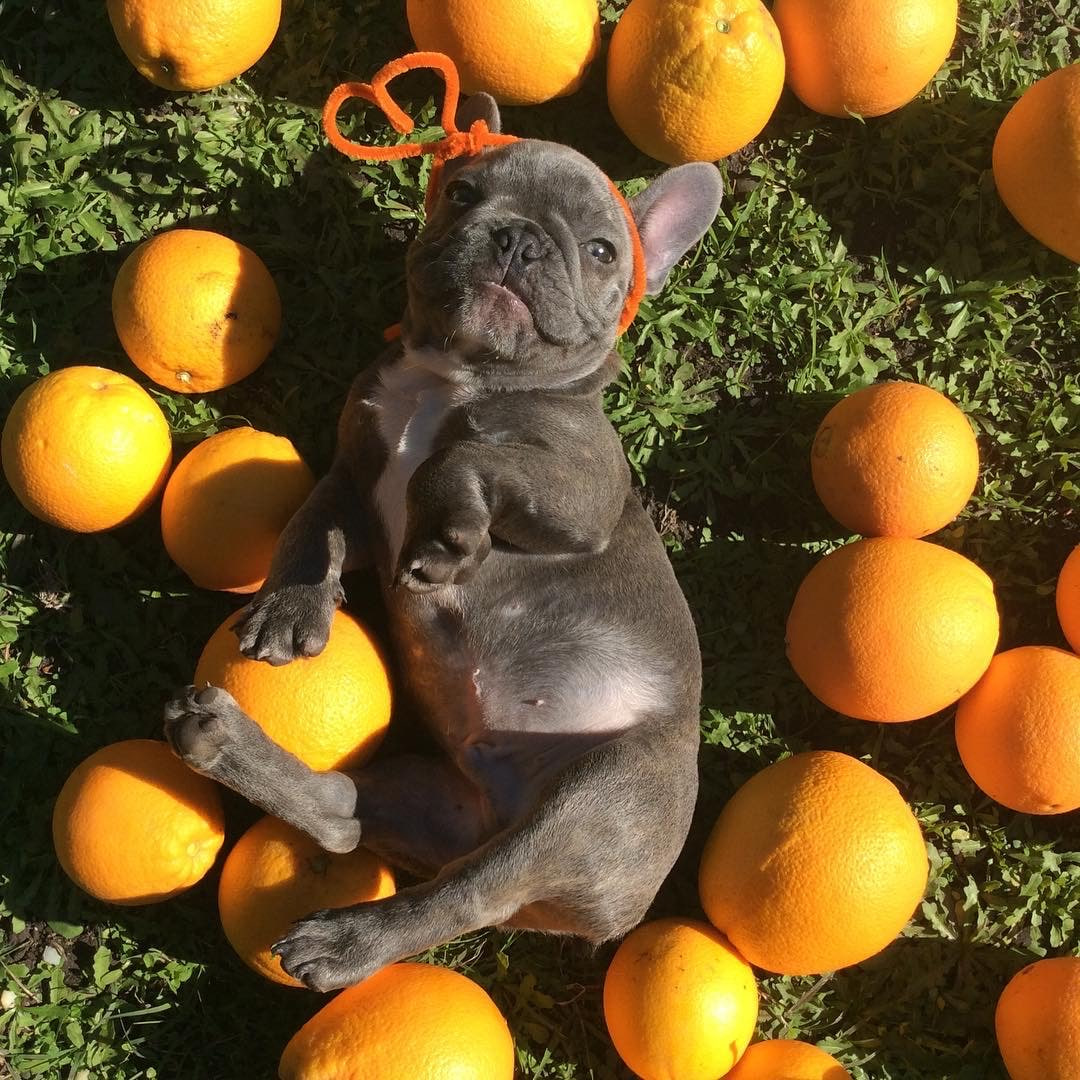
{"left": 403, "top": 94, "right": 723, "bottom": 387}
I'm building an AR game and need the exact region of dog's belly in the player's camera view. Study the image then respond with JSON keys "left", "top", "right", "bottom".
{"left": 390, "top": 557, "right": 673, "bottom": 821}
{"left": 366, "top": 354, "right": 697, "bottom": 823}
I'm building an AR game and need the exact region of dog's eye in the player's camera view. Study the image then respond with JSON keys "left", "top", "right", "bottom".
{"left": 586, "top": 239, "right": 615, "bottom": 264}
{"left": 445, "top": 180, "right": 479, "bottom": 206}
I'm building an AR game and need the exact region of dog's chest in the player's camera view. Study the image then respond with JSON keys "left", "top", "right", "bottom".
{"left": 370, "top": 354, "right": 466, "bottom": 566}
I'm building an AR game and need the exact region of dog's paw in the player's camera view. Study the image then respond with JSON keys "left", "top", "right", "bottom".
{"left": 163, "top": 684, "right": 251, "bottom": 773}
{"left": 232, "top": 583, "right": 343, "bottom": 665}
{"left": 313, "top": 815, "right": 363, "bottom": 856}
{"left": 272, "top": 907, "right": 384, "bottom": 992}
{"left": 398, "top": 518, "right": 491, "bottom": 592}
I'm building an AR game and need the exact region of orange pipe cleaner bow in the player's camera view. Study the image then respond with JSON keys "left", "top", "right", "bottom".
{"left": 322, "top": 52, "right": 646, "bottom": 338}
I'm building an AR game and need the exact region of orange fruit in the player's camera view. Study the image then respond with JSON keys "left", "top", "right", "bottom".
{"left": 607, "top": 0, "right": 785, "bottom": 164}
{"left": 811, "top": 382, "right": 979, "bottom": 538}
{"left": 996, "top": 956, "right": 1080, "bottom": 1080}
{"left": 52, "top": 739, "right": 224, "bottom": 905}
{"left": 279, "top": 962, "right": 515, "bottom": 1079}
{"left": 193, "top": 608, "right": 392, "bottom": 772}
{"left": 786, "top": 537, "right": 999, "bottom": 723}
{"left": 602, "top": 918, "right": 758, "bottom": 1080}
{"left": 406, "top": 0, "right": 599, "bottom": 106}
{"left": 725, "top": 1040, "right": 853, "bottom": 1080}
{"left": 161, "top": 428, "right": 315, "bottom": 593}
{"left": 107, "top": 0, "right": 281, "bottom": 91}
{"left": 218, "top": 815, "right": 395, "bottom": 987}
{"left": 954, "top": 646, "right": 1080, "bottom": 815}
{"left": 993, "top": 63, "right": 1080, "bottom": 264}
{"left": 1056, "top": 545, "right": 1080, "bottom": 653}
{"left": 699, "top": 751, "right": 928, "bottom": 975}
{"left": 112, "top": 229, "right": 281, "bottom": 394}
{"left": 2, "top": 366, "right": 172, "bottom": 532}
{"left": 771, "top": 0, "right": 957, "bottom": 118}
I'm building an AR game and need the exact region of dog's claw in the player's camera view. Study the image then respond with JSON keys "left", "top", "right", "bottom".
{"left": 272, "top": 908, "right": 375, "bottom": 993}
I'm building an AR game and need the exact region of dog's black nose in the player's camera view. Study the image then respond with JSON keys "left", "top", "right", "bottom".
{"left": 491, "top": 222, "right": 546, "bottom": 268}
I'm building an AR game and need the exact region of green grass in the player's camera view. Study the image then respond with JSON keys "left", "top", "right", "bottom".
{"left": 2, "top": 0, "right": 1079, "bottom": 1076}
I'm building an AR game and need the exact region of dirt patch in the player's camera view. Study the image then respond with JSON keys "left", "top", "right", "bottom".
{"left": 5, "top": 922, "right": 99, "bottom": 990}
{"left": 639, "top": 488, "right": 698, "bottom": 545}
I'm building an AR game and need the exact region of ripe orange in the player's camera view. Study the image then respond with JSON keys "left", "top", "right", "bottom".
{"left": 954, "top": 646, "right": 1080, "bottom": 815}
{"left": 1056, "top": 545, "right": 1080, "bottom": 653}
{"left": 279, "top": 962, "right": 515, "bottom": 1079}
{"left": 725, "top": 1040, "right": 853, "bottom": 1080}
{"left": 607, "top": 0, "right": 785, "bottom": 164}
{"left": 107, "top": 0, "right": 281, "bottom": 91}
{"left": 993, "top": 63, "right": 1080, "bottom": 264}
{"left": 602, "top": 918, "right": 758, "bottom": 1080}
{"left": 112, "top": 229, "right": 281, "bottom": 394}
{"left": 771, "top": 0, "right": 957, "bottom": 118}
{"left": 786, "top": 537, "right": 999, "bottom": 723}
{"left": 811, "top": 382, "right": 979, "bottom": 538}
{"left": 2, "top": 366, "right": 172, "bottom": 533}
{"left": 52, "top": 739, "right": 224, "bottom": 905}
{"left": 161, "top": 428, "right": 315, "bottom": 593}
{"left": 699, "top": 751, "right": 928, "bottom": 975}
{"left": 406, "top": 0, "right": 599, "bottom": 106}
{"left": 218, "top": 815, "right": 394, "bottom": 987}
{"left": 193, "top": 608, "right": 392, "bottom": 772}
{"left": 996, "top": 956, "right": 1080, "bottom": 1080}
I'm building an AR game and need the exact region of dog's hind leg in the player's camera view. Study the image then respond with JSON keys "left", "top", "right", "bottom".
{"left": 272, "top": 713, "right": 698, "bottom": 992}
{"left": 164, "top": 685, "right": 362, "bottom": 853}
{"left": 164, "top": 686, "right": 496, "bottom": 869}
{"left": 349, "top": 754, "right": 496, "bottom": 876}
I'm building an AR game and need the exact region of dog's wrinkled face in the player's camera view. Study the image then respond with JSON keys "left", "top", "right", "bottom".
{"left": 402, "top": 97, "right": 724, "bottom": 388}
{"left": 405, "top": 140, "right": 633, "bottom": 383}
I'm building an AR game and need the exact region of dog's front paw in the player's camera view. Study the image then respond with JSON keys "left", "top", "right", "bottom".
{"left": 163, "top": 684, "right": 249, "bottom": 773}
{"left": 232, "top": 582, "right": 343, "bottom": 665}
{"left": 272, "top": 907, "right": 386, "bottom": 992}
{"left": 398, "top": 517, "right": 491, "bottom": 592}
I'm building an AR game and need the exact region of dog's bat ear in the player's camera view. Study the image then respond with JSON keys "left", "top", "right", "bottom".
{"left": 627, "top": 164, "right": 723, "bottom": 295}
{"left": 455, "top": 92, "right": 502, "bottom": 135}
{"left": 427, "top": 93, "right": 502, "bottom": 208}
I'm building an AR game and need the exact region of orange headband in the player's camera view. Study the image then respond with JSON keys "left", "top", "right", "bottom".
{"left": 322, "top": 52, "right": 647, "bottom": 337}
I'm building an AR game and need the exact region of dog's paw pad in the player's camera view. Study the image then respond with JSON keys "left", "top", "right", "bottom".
{"left": 163, "top": 684, "right": 244, "bottom": 771}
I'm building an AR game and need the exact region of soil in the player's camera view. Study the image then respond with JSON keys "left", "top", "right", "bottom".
{"left": 5, "top": 921, "right": 100, "bottom": 990}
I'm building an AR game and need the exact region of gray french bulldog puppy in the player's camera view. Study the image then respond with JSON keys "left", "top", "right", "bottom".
{"left": 164, "top": 93, "right": 722, "bottom": 993}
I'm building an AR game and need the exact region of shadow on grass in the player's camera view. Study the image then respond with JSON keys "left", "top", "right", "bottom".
{"left": 246, "top": 0, "right": 414, "bottom": 112}
{"left": 819, "top": 935, "right": 1013, "bottom": 1079}
{"left": 0, "top": 0, "right": 158, "bottom": 113}
{"left": 638, "top": 391, "right": 852, "bottom": 546}
{"left": 783, "top": 89, "right": 1076, "bottom": 285}
{"left": 0, "top": 0, "right": 408, "bottom": 115}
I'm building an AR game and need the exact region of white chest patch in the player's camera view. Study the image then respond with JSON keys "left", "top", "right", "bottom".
{"left": 371, "top": 349, "right": 469, "bottom": 567}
